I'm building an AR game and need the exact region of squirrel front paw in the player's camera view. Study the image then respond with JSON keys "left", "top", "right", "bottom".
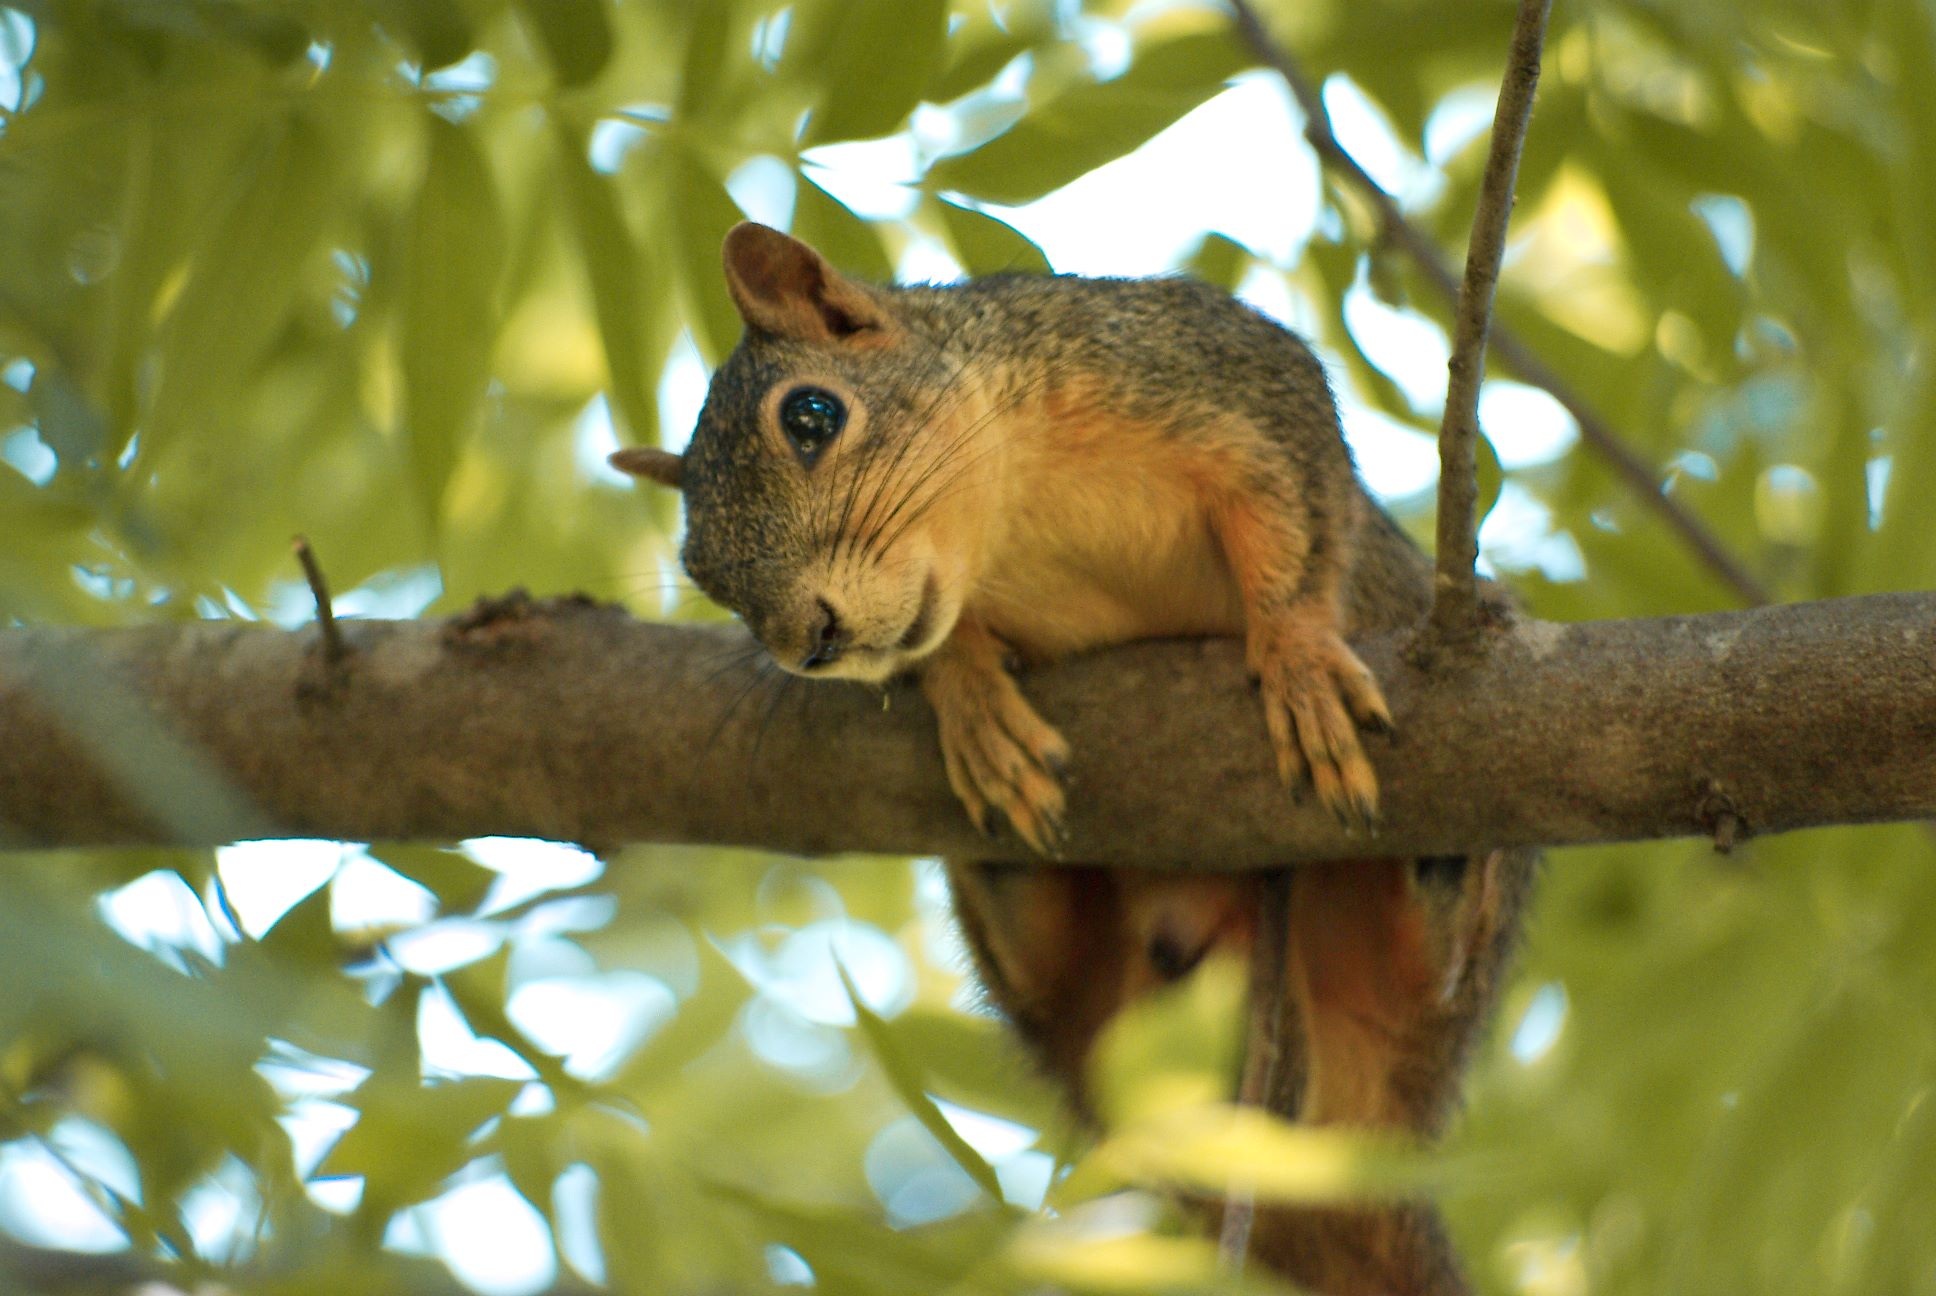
{"left": 922, "top": 645, "right": 1072, "bottom": 856}
{"left": 1248, "top": 616, "right": 1393, "bottom": 829}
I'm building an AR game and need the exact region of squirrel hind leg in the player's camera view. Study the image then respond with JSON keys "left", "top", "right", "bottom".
{"left": 1287, "top": 854, "right": 1520, "bottom": 1133}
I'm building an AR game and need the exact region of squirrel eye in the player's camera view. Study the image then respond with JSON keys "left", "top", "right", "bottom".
{"left": 778, "top": 386, "right": 845, "bottom": 466}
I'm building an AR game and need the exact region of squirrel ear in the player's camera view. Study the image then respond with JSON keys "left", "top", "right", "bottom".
{"left": 721, "top": 222, "right": 896, "bottom": 346}
{"left": 609, "top": 446, "right": 684, "bottom": 491}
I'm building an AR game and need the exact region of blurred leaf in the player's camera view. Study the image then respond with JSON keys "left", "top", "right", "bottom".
{"left": 889, "top": 1006, "right": 1061, "bottom": 1130}
{"left": 655, "top": 142, "right": 747, "bottom": 363}
{"left": 514, "top": 0, "right": 612, "bottom": 88}
{"left": 1475, "top": 427, "right": 1504, "bottom": 531}
{"left": 1184, "top": 231, "right": 1252, "bottom": 292}
{"left": 929, "top": 0, "right": 1056, "bottom": 104}
{"left": 792, "top": 0, "right": 949, "bottom": 145}
{"left": 147, "top": 114, "right": 340, "bottom": 464}
{"left": 794, "top": 174, "right": 895, "bottom": 283}
{"left": 838, "top": 964, "right": 1004, "bottom": 1201}
{"left": 444, "top": 945, "right": 576, "bottom": 1090}
{"left": 369, "top": 845, "right": 496, "bottom": 914}
{"left": 401, "top": 116, "right": 505, "bottom": 518}
{"left": 372, "top": 0, "right": 476, "bottom": 71}
{"left": 29, "top": 361, "right": 106, "bottom": 467}
{"left": 1096, "top": 1104, "right": 1409, "bottom": 1204}
{"left": 258, "top": 873, "right": 340, "bottom": 970}
{"left": 556, "top": 124, "right": 664, "bottom": 448}
{"left": 675, "top": 0, "right": 739, "bottom": 122}
{"left": 322, "top": 1073, "right": 522, "bottom": 1213}
{"left": 926, "top": 29, "right": 1246, "bottom": 205}
{"left": 930, "top": 196, "right": 1050, "bottom": 276}
{"left": 1090, "top": 953, "right": 1244, "bottom": 1130}
{"left": 705, "top": 1179, "right": 1008, "bottom": 1292}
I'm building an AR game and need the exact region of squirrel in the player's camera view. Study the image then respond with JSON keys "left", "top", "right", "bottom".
{"left": 613, "top": 222, "right": 1534, "bottom": 1296}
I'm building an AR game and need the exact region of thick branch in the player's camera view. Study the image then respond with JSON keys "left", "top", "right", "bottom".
{"left": 1432, "top": 0, "right": 1552, "bottom": 637}
{"left": 1228, "top": 0, "right": 1773, "bottom": 608}
{"left": 1, "top": 595, "right": 1931, "bottom": 862}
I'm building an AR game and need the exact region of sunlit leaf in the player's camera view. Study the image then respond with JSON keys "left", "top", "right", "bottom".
{"left": 515, "top": 0, "right": 612, "bottom": 88}
{"left": 556, "top": 123, "right": 665, "bottom": 449}
{"left": 838, "top": 963, "right": 1005, "bottom": 1201}
{"left": 930, "top": 196, "right": 1050, "bottom": 277}
{"left": 320, "top": 1073, "right": 522, "bottom": 1213}
{"left": 794, "top": 173, "right": 895, "bottom": 283}
{"left": 792, "top": 0, "right": 949, "bottom": 145}
{"left": 926, "top": 29, "right": 1247, "bottom": 205}
{"left": 655, "top": 142, "right": 747, "bottom": 363}
{"left": 147, "top": 115, "right": 340, "bottom": 465}
{"left": 401, "top": 116, "right": 505, "bottom": 519}
{"left": 372, "top": 0, "right": 476, "bottom": 71}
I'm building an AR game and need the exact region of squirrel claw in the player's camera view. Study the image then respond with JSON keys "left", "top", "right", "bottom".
{"left": 1249, "top": 616, "right": 1390, "bottom": 832}
{"left": 925, "top": 638, "right": 1073, "bottom": 860}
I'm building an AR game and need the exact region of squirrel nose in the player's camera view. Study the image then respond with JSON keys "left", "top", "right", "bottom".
{"left": 800, "top": 598, "right": 848, "bottom": 670}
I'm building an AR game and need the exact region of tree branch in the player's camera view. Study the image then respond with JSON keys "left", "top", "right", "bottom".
{"left": 1227, "top": 0, "right": 1773, "bottom": 608}
{"left": 1431, "top": 0, "right": 1552, "bottom": 639}
{"left": 1, "top": 595, "right": 1930, "bottom": 862}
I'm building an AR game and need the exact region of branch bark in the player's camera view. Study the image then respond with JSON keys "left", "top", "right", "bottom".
{"left": 2, "top": 594, "right": 1930, "bottom": 863}
{"left": 1431, "top": 0, "right": 1552, "bottom": 638}
{"left": 1227, "top": 0, "right": 1773, "bottom": 608}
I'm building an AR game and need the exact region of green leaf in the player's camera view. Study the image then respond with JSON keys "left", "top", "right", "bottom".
{"left": 258, "top": 873, "right": 341, "bottom": 971}
{"left": 928, "top": 0, "right": 1056, "bottom": 104}
{"left": 1475, "top": 427, "right": 1504, "bottom": 533}
{"left": 1184, "top": 232, "right": 1252, "bottom": 292}
{"left": 926, "top": 28, "right": 1247, "bottom": 205}
{"left": 372, "top": 0, "right": 476, "bottom": 71}
{"left": 320, "top": 1073, "right": 523, "bottom": 1212}
{"left": 444, "top": 945, "right": 576, "bottom": 1091}
{"left": 655, "top": 142, "right": 747, "bottom": 364}
{"left": 791, "top": 0, "right": 949, "bottom": 145}
{"left": 794, "top": 174, "right": 895, "bottom": 283}
{"left": 29, "top": 362, "right": 106, "bottom": 467}
{"left": 401, "top": 116, "right": 505, "bottom": 518}
{"left": 146, "top": 115, "right": 340, "bottom": 464}
{"left": 514, "top": 0, "right": 612, "bottom": 87}
{"left": 702, "top": 1179, "right": 1004, "bottom": 1292}
{"left": 930, "top": 197, "right": 1050, "bottom": 277}
{"left": 837, "top": 964, "right": 1004, "bottom": 1202}
{"left": 369, "top": 845, "right": 497, "bottom": 914}
{"left": 556, "top": 124, "right": 665, "bottom": 448}
{"left": 675, "top": 0, "right": 740, "bottom": 122}
{"left": 615, "top": 937, "right": 752, "bottom": 1096}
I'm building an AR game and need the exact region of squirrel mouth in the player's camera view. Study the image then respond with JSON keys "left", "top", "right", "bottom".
{"left": 895, "top": 573, "right": 939, "bottom": 652}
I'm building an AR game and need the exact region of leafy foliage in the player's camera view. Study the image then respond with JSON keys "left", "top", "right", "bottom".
{"left": 1, "top": 0, "right": 1932, "bottom": 1293}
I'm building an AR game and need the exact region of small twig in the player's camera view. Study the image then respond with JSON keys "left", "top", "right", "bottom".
{"left": 292, "top": 535, "right": 348, "bottom": 664}
{"left": 1701, "top": 780, "right": 1743, "bottom": 854}
{"left": 1429, "top": 0, "right": 1553, "bottom": 638}
{"left": 1219, "top": 869, "right": 1296, "bottom": 1270}
{"left": 1228, "top": 1, "right": 1771, "bottom": 608}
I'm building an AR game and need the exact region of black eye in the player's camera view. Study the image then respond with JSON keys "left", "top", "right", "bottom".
{"left": 778, "top": 386, "right": 845, "bottom": 466}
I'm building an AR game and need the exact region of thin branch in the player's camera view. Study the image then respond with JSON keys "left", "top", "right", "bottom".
{"left": 1219, "top": 870, "right": 1295, "bottom": 1269}
{"left": 1431, "top": 0, "right": 1553, "bottom": 638}
{"left": 293, "top": 534, "right": 348, "bottom": 665}
{"left": 1, "top": 597, "right": 1930, "bottom": 860}
{"left": 1228, "top": 0, "right": 1772, "bottom": 608}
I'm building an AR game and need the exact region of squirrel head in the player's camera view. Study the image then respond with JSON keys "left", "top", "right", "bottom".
{"left": 612, "top": 223, "right": 986, "bottom": 684}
